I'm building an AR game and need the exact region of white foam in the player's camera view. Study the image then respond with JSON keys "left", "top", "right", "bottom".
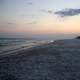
{"left": 0, "top": 40, "right": 48, "bottom": 56}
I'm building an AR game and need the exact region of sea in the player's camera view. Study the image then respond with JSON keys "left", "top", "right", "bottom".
{"left": 0, "top": 38, "right": 50, "bottom": 56}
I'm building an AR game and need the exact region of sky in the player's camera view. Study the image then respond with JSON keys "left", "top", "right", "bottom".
{"left": 0, "top": 0, "right": 80, "bottom": 39}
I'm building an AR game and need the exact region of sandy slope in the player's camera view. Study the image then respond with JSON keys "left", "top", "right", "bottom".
{"left": 0, "top": 39, "right": 80, "bottom": 80}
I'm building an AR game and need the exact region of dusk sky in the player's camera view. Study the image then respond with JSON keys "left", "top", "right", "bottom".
{"left": 0, "top": 0, "right": 80, "bottom": 39}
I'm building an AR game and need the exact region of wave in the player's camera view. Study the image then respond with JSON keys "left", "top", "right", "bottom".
{"left": 0, "top": 38, "right": 50, "bottom": 56}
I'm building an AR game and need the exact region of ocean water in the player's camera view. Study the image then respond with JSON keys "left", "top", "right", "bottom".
{"left": 0, "top": 38, "right": 49, "bottom": 55}
{"left": 0, "top": 38, "right": 30, "bottom": 46}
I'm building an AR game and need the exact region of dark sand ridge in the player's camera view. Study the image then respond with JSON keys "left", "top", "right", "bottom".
{"left": 0, "top": 39, "right": 80, "bottom": 80}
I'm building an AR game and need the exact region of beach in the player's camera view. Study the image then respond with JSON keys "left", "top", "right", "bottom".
{"left": 0, "top": 39, "right": 80, "bottom": 80}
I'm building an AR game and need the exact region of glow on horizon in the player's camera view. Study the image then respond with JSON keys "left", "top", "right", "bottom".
{"left": 0, "top": 0, "right": 80, "bottom": 38}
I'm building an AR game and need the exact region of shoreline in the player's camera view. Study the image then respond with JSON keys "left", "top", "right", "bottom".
{"left": 0, "top": 39, "right": 80, "bottom": 80}
{"left": 0, "top": 38, "right": 80, "bottom": 59}
{"left": 0, "top": 42, "right": 52, "bottom": 59}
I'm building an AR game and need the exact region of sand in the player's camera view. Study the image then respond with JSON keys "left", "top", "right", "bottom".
{"left": 0, "top": 39, "right": 80, "bottom": 80}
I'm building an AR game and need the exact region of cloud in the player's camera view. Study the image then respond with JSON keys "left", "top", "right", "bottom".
{"left": 8, "top": 22, "right": 15, "bottom": 25}
{"left": 25, "top": 0, "right": 33, "bottom": 6}
{"left": 27, "top": 2, "right": 33, "bottom": 5}
{"left": 47, "top": 10, "right": 53, "bottom": 14}
{"left": 41, "top": 9, "right": 53, "bottom": 14}
{"left": 54, "top": 8, "right": 80, "bottom": 17}
{"left": 27, "top": 21, "right": 37, "bottom": 25}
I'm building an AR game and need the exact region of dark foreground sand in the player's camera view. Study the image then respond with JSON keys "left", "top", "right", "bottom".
{"left": 0, "top": 39, "right": 80, "bottom": 80}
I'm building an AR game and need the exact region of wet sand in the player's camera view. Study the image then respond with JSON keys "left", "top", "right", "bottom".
{"left": 0, "top": 39, "right": 80, "bottom": 80}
